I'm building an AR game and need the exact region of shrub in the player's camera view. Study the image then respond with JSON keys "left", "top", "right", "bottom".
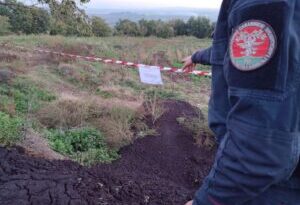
{"left": 0, "top": 112, "right": 23, "bottom": 146}
{"left": 115, "top": 19, "right": 140, "bottom": 36}
{"left": 0, "top": 15, "right": 11, "bottom": 35}
{"left": 155, "top": 21, "right": 174, "bottom": 39}
{"left": 187, "top": 16, "right": 212, "bottom": 38}
{"left": 91, "top": 17, "right": 112, "bottom": 37}
{"left": 48, "top": 128, "right": 119, "bottom": 165}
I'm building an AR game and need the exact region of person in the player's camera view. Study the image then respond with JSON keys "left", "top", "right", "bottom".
{"left": 182, "top": 0, "right": 300, "bottom": 204}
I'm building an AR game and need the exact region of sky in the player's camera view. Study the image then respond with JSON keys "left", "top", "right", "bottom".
{"left": 84, "top": 0, "right": 223, "bottom": 9}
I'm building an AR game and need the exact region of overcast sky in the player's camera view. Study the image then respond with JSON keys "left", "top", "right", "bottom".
{"left": 84, "top": 0, "right": 222, "bottom": 9}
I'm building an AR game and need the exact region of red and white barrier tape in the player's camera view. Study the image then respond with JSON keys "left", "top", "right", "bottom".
{"left": 8, "top": 45, "right": 212, "bottom": 77}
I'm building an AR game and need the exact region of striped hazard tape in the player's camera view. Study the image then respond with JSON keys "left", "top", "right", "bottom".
{"left": 6, "top": 44, "right": 212, "bottom": 77}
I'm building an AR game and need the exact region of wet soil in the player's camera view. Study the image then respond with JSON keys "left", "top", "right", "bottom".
{"left": 0, "top": 100, "right": 215, "bottom": 205}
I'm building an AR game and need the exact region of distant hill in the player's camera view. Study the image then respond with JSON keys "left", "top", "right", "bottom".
{"left": 86, "top": 8, "right": 219, "bottom": 26}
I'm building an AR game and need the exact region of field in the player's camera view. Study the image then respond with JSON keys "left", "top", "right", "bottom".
{"left": 0, "top": 35, "right": 215, "bottom": 204}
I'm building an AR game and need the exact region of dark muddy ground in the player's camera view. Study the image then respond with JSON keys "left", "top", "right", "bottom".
{"left": 0, "top": 100, "right": 215, "bottom": 205}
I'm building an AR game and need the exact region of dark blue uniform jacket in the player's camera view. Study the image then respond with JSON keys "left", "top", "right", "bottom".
{"left": 191, "top": 0, "right": 300, "bottom": 204}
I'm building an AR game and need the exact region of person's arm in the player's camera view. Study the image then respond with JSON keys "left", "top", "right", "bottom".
{"left": 193, "top": 0, "right": 298, "bottom": 204}
{"left": 181, "top": 47, "right": 212, "bottom": 71}
{"left": 191, "top": 47, "right": 212, "bottom": 65}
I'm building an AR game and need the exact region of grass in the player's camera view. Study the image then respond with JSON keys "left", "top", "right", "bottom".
{"left": 0, "top": 35, "right": 212, "bottom": 67}
{"left": 95, "top": 88, "right": 115, "bottom": 99}
{"left": 37, "top": 99, "right": 89, "bottom": 129}
{"left": 0, "top": 34, "right": 212, "bottom": 163}
{"left": 143, "top": 89, "right": 166, "bottom": 125}
{"left": 0, "top": 77, "right": 56, "bottom": 145}
{"left": 95, "top": 106, "right": 136, "bottom": 148}
{"left": 48, "top": 127, "right": 119, "bottom": 166}
{"left": 0, "top": 78, "right": 56, "bottom": 115}
{"left": 0, "top": 111, "right": 23, "bottom": 146}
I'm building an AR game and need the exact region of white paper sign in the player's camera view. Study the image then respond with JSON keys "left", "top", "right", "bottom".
{"left": 138, "top": 65, "right": 163, "bottom": 85}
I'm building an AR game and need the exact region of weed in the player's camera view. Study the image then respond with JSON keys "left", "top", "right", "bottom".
{"left": 0, "top": 111, "right": 23, "bottom": 146}
{"left": 143, "top": 90, "right": 165, "bottom": 125}
{"left": 48, "top": 127, "right": 118, "bottom": 165}
{"left": 74, "top": 148, "right": 119, "bottom": 166}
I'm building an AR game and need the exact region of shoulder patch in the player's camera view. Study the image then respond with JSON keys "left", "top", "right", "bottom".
{"left": 229, "top": 20, "right": 277, "bottom": 71}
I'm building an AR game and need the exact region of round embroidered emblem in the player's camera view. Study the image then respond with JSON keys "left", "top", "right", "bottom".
{"left": 229, "top": 20, "right": 277, "bottom": 71}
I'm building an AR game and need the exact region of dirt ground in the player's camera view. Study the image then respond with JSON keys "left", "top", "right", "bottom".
{"left": 0, "top": 100, "right": 215, "bottom": 205}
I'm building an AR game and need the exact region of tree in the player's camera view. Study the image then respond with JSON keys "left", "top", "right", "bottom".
{"left": 0, "top": 15, "right": 10, "bottom": 35}
{"left": 187, "top": 16, "right": 212, "bottom": 38}
{"left": 115, "top": 19, "right": 139, "bottom": 36}
{"left": 30, "top": 7, "right": 50, "bottom": 34}
{"left": 0, "top": 0, "right": 49, "bottom": 34}
{"left": 169, "top": 19, "right": 188, "bottom": 36}
{"left": 48, "top": 0, "right": 92, "bottom": 36}
{"left": 146, "top": 20, "right": 158, "bottom": 36}
{"left": 91, "top": 17, "right": 111, "bottom": 37}
{"left": 155, "top": 21, "right": 174, "bottom": 39}
{"left": 0, "top": 0, "right": 91, "bottom": 36}
{"left": 138, "top": 19, "right": 148, "bottom": 36}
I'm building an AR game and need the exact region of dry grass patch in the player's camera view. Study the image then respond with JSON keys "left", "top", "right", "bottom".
{"left": 37, "top": 99, "right": 89, "bottom": 129}
{"left": 143, "top": 97, "right": 165, "bottom": 125}
{"left": 37, "top": 97, "right": 150, "bottom": 149}
{"left": 93, "top": 107, "right": 136, "bottom": 149}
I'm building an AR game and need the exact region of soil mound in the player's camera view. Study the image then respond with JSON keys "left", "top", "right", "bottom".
{"left": 0, "top": 100, "right": 215, "bottom": 205}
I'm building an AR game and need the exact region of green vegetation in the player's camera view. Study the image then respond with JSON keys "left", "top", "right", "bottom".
{"left": 48, "top": 0, "right": 92, "bottom": 36}
{"left": 97, "top": 107, "right": 137, "bottom": 148}
{"left": 0, "top": 111, "right": 23, "bottom": 146}
{"left": 95, "top": 88, "right": 115, "bottom": 99}
{"left": 48, "top": 128, "right": 118, "bottom": 166}
{"left": 115, "top": 19, "right": 140, "bottom": 36}
{"left": 0, "top": 78, "right": 56, "bottom": 114}
{"left": 0, "top": 2, "right": 49, "bottom": 34}
{"left": 145, "top": 89, "right": 181, "bottom": 100}
{"left": 0, "top": 15, "right": 11, "bottom": 35}
{"left": 0, "top": 77, "right": 55, "bottom": 146}
{"left": 0, "top": 1, "right": 214, "bottom": 39}
{"left": 91, "top": 16, "right": 112, "bottom": 37}
{"left": 0, "top": 35, "right": 212, "bottom": 165}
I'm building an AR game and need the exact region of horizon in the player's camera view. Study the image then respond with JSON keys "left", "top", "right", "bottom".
{"left": 20, "top": 0, "right": 222, "bottom": 11}
{"left": 84, "top": 0, "right": 222, "bottom": 10}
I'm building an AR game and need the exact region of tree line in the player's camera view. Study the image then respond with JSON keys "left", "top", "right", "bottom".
{"left": 0, "top": 0, "right": 215, "bottom": 39}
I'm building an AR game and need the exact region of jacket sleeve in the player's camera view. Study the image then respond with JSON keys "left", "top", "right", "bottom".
{"left": 191, "top": 47, "right": 212, "bottom": 65}
{"left": 193, "top": 0, "right": 300, "bottom": 204}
